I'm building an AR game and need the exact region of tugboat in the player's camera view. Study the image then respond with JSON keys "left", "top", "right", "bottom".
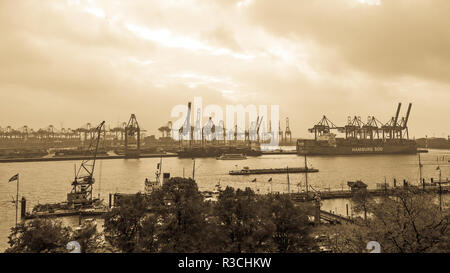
{"left": 145, "top": 157, "right": 163, "bottom": 193}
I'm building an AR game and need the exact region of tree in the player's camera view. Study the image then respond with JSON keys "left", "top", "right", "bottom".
{"left": 150, "top": 177, "right": 211, "bottom": 252}
{"left": 71, "top": 221, "right": 103, "bottom": 253}
{"left": 351, "top": 188, "right": 373, "bottom": 222}
{"left": 323, "top": 188, "right": 449, "bottom": 253}
{"left": 6, "top": 218, "right": 71, "bottom": 253}
{"left": 318, "top": 224, "right": 370, "bottom": 253}
{"left": 367, "top": 189, "right": 449, "bottom": 253}
{"left": 265, "top": 194, "right": 315, "bottom": 253}
{"left": 214, "top": 187, "right": 275, "bottom": 253}
{"left": 136, "top": 214, "right": 159, "bottom": 253}
{"left": 103, "top": 192, "right": 149, "bottom": 252}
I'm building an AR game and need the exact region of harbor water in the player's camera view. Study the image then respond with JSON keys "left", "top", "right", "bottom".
{"left": 1, "top": 148, "right": 449, "bottom": 251}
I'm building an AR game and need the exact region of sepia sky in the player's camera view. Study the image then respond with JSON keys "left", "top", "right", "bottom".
{"left": 1, "top": 0, "right": 449, "bottom": 138}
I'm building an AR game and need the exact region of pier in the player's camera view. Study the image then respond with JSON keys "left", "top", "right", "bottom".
{"left": 0, "top": 153, "right": 178, "bottom": 163}
{"left": 290, "top": 185, "right": 450, "bottom": 202}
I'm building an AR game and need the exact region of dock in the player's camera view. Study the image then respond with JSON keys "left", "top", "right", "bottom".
{"left": 290, "top": 185, "right": 450, "bottom": 202}
{"left": 260, "top": 151, "right": 297, "bottom": 155}
{"left": 24, "top": 209, "right": 107, "bottom": 220}
{"left": 0, "top": 153, "right": 178, "bottom": 163}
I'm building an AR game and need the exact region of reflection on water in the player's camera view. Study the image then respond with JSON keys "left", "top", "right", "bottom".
{"left": 0, "top": 148, "right": 449, "bottom": 251}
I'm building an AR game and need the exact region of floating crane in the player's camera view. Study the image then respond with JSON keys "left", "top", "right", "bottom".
{"left": 67, "top": 121, "right": 105, "bottom": 209}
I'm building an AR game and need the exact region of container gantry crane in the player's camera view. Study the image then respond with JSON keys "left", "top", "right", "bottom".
{"left": 124, "top": 114, "right": 141, "bottom": 158}
{"left": 285, "top": 117, "right": 292, "bottom": 143}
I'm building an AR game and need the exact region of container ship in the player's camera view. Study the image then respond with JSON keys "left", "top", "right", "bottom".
{"left": 297, "top": 103, "right": 419, "bottom": 155}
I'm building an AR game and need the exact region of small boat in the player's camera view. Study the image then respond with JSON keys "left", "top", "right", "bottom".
{"left": 145, "top": 157, "right": 163, "bottom": 193}
{"left": 229, "top": 166, "right": 319, "bottom": 175}
{"left": 216, "top": 153, "right": 247, "bottom": 160}
{"left": 201, "top": 182, "right": 223, "bottom": 202}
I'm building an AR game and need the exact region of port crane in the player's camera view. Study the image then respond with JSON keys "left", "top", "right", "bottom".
{"left": 179, "top": 102, "right": 193, "bottom": 147}
{"left": 193, "top": 108, "right": 202, "bottom": 144}
{"left": 285, "top": 117, "right": 292, "bottom": 143}
{"left": 67, "top": 121, "right": 105, "bottom": 209}
{"left": 308, "top": 115, "right": 339, "bottom": 140}
{"left": 361, "top": 116, "right": 383, "bottom": 140}
{"left": 124, "top": 114, "right": 141, "bottom": 158}
{"left": 307, "top": 103, "right": 413, "bottom": 141}
{"left": 256, "top": 116, "right": 263, "bottom": 143}
{"left": 158, "top": 121, "right": 173, "bottom": 139}
{"left": 399, "top": 103, "right": 412, "bottom": 139}
{"left": 203, "top": 117, "right": 216, "bottom": 143}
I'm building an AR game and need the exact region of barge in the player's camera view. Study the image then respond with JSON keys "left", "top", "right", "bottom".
{"left": 229, "top": 166, "right": 319, "bottom": 175}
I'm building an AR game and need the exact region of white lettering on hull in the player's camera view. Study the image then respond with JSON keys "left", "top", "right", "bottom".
{"left": 351, "top": 147, "right": 383, "bottom": 152}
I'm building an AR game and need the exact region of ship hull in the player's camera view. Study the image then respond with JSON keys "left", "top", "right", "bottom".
{"left": 178, "top": 147, "right": 262, "bottom": 158}
{"left": 297, "top": 140, "right": 418, "bottom": 156}
{"left": 229, "top": 167, "right": 319, "bottom": 175}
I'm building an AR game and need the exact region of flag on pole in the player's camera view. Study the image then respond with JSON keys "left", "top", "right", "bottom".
{"left": 8, "top": 174, "right": 19, "bottom": 182}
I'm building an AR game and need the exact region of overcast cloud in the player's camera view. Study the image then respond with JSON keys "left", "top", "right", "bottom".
{"left": 0, "top": 0, "right": 449, "bottom": 138}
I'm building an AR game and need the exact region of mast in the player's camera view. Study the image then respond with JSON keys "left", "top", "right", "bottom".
{"left": 418, "top": 153, "right": 423, "bottom": 188}
{"left": 157, "top": 156, "right": 163, "bottom": 186}
{"left": 192, "top": 158, "right": 196, "bottom": 180}
{"left": 287, "top": 166, "right": 290, "bottom": 194}
{"left": 304, "top": 154, "right": 309, "bottom": 194}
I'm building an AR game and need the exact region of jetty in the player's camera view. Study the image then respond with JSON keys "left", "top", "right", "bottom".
{"left": 290, "top": 184, "right": 450, "bottom": 202}
{"left": 0, "top": 153, "right": 178, "bottom": 163}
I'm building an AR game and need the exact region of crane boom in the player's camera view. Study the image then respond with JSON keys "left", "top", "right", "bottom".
{"left": 403, "top": 103, "right": 412, "bottom": 128}
{"left": 76, "top": 121, "right": 105, "bottom": 180}
{"left": 393, "top": 103, "right": 402, "bottom": 126}
{"left": 68, "top": 121, "right": 105, "bottom": 208}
